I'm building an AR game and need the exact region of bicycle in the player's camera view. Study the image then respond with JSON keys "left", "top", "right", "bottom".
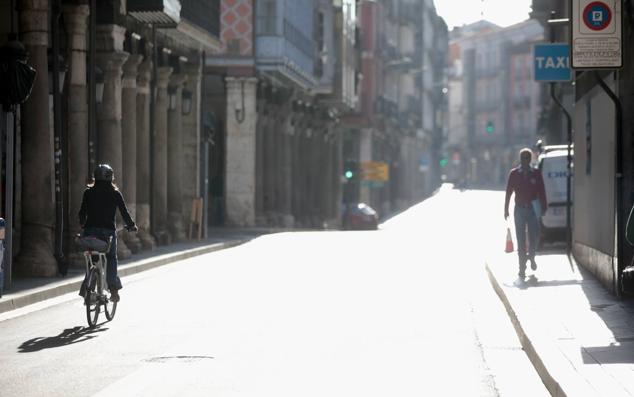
{"left": 75, "top": 227, "right": 133, "bottom": 328}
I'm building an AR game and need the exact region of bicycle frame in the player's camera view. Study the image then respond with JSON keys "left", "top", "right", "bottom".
{"left": 83, "top": 250, "right": 108, "bottom": 299}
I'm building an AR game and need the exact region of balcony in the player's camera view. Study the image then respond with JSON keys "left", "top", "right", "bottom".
{"left": 475, "top": 67, "right": 501, "bottom": 79}
{"left": 380, "top": 38, "right": 399, "bottom": 60}
{"left": 398, "top": 2, "right": 421, "bottom": 25}
{"left": 314, "top": 2, "right": 359, "bottom": 111}
{"left": 513, "top": 95, "right": 532, "bottom": 108}
{"left": 375, "top": 96, "right": 398, "bottom": 118}
{"left": 409, "top": 96, "right": 422, "bottom": 113}
{"left": 474, "top": 100, "right": 501, "bottom": 113}
{"left": 256, "top": 1, "right": 317, "bottom": 90}
{"left": 181, "top": 0, "right": 220, "bottom": 37}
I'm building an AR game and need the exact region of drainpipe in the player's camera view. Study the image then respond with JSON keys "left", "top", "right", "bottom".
{"left": 51, "top": 0, "right": 65, "bottom": 272}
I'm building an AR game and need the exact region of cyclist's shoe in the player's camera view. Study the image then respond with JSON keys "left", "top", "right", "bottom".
{"left": 85, "top": 292, "right": 98, "bottom": 306}
{"left": 110, "top": 289, "right": 120, "bottom": 302}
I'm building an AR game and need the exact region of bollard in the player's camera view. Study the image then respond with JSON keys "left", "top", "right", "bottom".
{"left": 0, "top": 218, "right": 5, "bottom": 298}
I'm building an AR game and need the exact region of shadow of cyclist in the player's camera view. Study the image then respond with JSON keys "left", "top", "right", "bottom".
{"left": 18, "top": 325, "right": 107, "bottom": 353}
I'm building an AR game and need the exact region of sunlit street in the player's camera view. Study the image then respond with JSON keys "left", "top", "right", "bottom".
{"left": 2, "top": 0, "right": 634, "bottom": 394}
{"left": 0, "top": 187, "right": 548, "bottom": 396}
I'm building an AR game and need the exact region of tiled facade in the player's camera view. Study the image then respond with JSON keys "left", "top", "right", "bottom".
{"left": 221, "top": 0, "right": 253, "bottom": 55}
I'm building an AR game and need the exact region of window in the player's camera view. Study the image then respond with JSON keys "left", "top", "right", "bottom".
{"left": 514, "top": 57, "right": 523, "bottom": 77}
{"left": 315, "top": 11, "right": 325, "bottom": 78}
{"left": 257, "top": 0, "right": 277, "bottom": 35}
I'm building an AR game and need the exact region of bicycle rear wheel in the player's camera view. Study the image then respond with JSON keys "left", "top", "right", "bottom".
{"left": 85, "top": 268, "right": 100, "bottom": 328}
{"left": 104, "top": 289, "right": 117, "bottom": 321}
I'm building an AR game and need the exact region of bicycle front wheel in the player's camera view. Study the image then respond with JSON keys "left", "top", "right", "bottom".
{"left": 104, "top": 289, "right": 117, "bottom": 321}
{"left": 85, "top": 268, "right": 100, "bottom": 328}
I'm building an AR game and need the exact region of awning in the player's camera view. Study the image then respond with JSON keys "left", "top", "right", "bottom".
{"left": 128, "top": 0, "right": 181, "bottom": 25}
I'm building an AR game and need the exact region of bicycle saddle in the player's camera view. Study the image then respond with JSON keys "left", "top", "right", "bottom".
{"left": 74, "top": 235, "right": 111, "bottom": 253}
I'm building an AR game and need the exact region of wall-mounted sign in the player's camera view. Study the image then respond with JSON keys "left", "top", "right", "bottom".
{"left": 571, "top": 0, "right": 622, "bottom": 69}
{"left": 534, "top": 44, "right": 572, "bottom": 82}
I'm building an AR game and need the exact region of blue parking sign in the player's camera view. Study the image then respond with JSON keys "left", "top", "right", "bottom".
{"left": 534, "top": 43, "right": 572, "bottom": 82}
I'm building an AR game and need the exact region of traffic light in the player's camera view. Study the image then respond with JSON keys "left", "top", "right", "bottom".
{"left": 486, "top": 120, "right": 495, "bottom": 135}
{"left": 439, "top": 157, "right": 449, "bottom": 168}
{"left": 344, "top": 160, "right": 358, "bottom": 181}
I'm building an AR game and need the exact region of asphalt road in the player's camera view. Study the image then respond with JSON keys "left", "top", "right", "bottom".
{"left": 0, "top": 187, "right": 549, "bottom": 396}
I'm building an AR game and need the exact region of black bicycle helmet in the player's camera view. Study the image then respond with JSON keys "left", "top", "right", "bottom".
{"left": 94, "top": 164, "right": 114, "bottom": 182}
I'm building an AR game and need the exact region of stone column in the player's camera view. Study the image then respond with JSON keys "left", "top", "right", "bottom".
{"left": 278, "top": 120, "right": 293, "bottom": 227}
{"left": 121, "top": 54, "right": 143, "bottom": 253}
{"left": 153, "top": 66, "right": 173, "bottom": 245}
{"left": 359, "top": 128, "right": 373, "bottom": 204}
{"left": 331, "top": 129, "right": 344, "bottom": 226}
{"left": 225, "top": 77, "right": 257, "bottom": 226}
{"left": 95, "top": 24, "right": 131, "bottom": 259}
{"left": 322, "top": 130, "right": 334, "bottom": 227}
{"left": 136, "top": 57, "right": 156, "bottom": 249}
{"left": 63, "top": 4, "right": 89, "bottom": 267}
{"left": 254, "top": 100, "right": 264, "bottom": 224}
{"left": 273, "top": 115, "right": 284, "bottom": 225}
{"left": 16, "top": 0, "right": 57, "bottom": 277}
{"left": 167, "top": 73, "right": 187, "bottom": 242}
{"left": 182, "top": 64, "right": 202, "bottom": 235}
{"left": 262, "top": 108, "right": 277, "bottom": 223}
{"left": 306, "top": 128, "right": 319, "bottom": 226}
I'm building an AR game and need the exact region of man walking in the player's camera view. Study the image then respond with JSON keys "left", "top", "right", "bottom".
{"left": 504, "top": 148, "right": 547, "bottom": 278}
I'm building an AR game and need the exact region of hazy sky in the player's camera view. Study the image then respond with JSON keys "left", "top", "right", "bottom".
{"left": 435, "top": 0, "right": 532, "bottom": 29}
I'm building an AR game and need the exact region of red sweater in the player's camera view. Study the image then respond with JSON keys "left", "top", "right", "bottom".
{"left": 504, "top": 166, "right": 547, "bottom": 214}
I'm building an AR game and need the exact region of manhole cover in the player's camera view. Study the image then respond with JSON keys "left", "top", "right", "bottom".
{"left": 144, "top": 355, "right": 214, "bottom": 364}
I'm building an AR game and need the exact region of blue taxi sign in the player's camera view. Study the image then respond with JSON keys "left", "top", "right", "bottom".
{"left": 534, "top": 43, "right": 572, "bottom": 82}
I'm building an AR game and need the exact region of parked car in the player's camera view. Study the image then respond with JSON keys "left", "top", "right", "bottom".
{"left": 342, "top": 203, "right": 379, "bottom": 230}
{"left": 538, "top": 145, "right": 573, "bottom": 243}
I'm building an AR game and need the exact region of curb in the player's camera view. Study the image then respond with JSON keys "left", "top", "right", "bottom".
{"left": 0, "top": 239, "right": 246, "bottom": 315}
{"left": 485, "top": 261, "right": 567, "bottom": 397}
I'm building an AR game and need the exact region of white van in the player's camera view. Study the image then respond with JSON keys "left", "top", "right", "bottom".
{"left": 537, "top": 145, "right": 572, "bottom": 242}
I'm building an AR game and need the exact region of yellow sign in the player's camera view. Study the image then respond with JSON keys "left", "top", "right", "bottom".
{"left": 360, "top": 161, "right": 389, "bottom": 182}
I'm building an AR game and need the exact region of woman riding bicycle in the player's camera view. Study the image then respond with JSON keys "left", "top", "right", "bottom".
{"left": 79, "top": 164, "right": 137, "bottom": 302}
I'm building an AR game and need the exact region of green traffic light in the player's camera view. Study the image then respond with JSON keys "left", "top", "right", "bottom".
{"left": 486, "top": 121, "right": 494, "bottom": 134}
{"left": 439, "top": 158, "right": 449, "bottom": 168}
{"left": 345, "top": 170, "right": 354, "bottom": 179}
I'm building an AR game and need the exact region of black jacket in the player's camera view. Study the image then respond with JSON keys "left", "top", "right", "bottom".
{"left": 79, "top": 182, "right": 135, "bottom": 231}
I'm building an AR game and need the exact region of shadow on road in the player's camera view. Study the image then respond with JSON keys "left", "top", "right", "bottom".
{"left": 509, "top": 276, "right": 583, "bottom": 290}
{"left": 18, "top": 325, "right": 107, "bottom": 353}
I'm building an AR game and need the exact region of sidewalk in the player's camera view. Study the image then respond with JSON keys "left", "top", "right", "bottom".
{"left": 486, "top": 250, "right": 634, "bottom": 397}
{"left": 0, "top": 228, "right": 280, "bottom": 315}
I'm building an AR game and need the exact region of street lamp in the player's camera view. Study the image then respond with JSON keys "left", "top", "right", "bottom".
{"left": 95, "top": 66, "right": 105, "bottom": 104}
{"left": 182, "top": 89, "right": 193, "bottom": 115}
{"left": 168, "top": 85, "right": 178, "bottom": 110}
{"left": 234, "top": 79, "right": 246, "bottom": 124}
{"left": 47, "top": 52, "right": 67, "bottom": 95}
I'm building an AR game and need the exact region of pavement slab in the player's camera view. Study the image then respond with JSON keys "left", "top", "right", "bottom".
{"left": 487, "top": 251, "right": 634, "bottom": 397}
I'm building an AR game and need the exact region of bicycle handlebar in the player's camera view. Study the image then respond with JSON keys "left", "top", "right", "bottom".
{"left": 117, "top": 224, "right": 138, "bottom": 233}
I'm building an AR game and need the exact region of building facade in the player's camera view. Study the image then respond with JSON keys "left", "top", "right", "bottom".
{"left": 446, "top": 19, "right": 543, "bottom": 188}
{"left": 0, "top": 0, "right": 448, "bottom": 284}
{"left": 206, "top": 0, "right": 357, "bottom": 229}
{"left": 0, "top": 0, "right": 222, "bottom": 280}
{"left": 531, "top": 0, "right": 634, "bottom": 295}
{"left": 341, "top": 0, "right": 448, "bottom": 217}
{"left": 0, "top": 0, "right": 360, "bottom": 284}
